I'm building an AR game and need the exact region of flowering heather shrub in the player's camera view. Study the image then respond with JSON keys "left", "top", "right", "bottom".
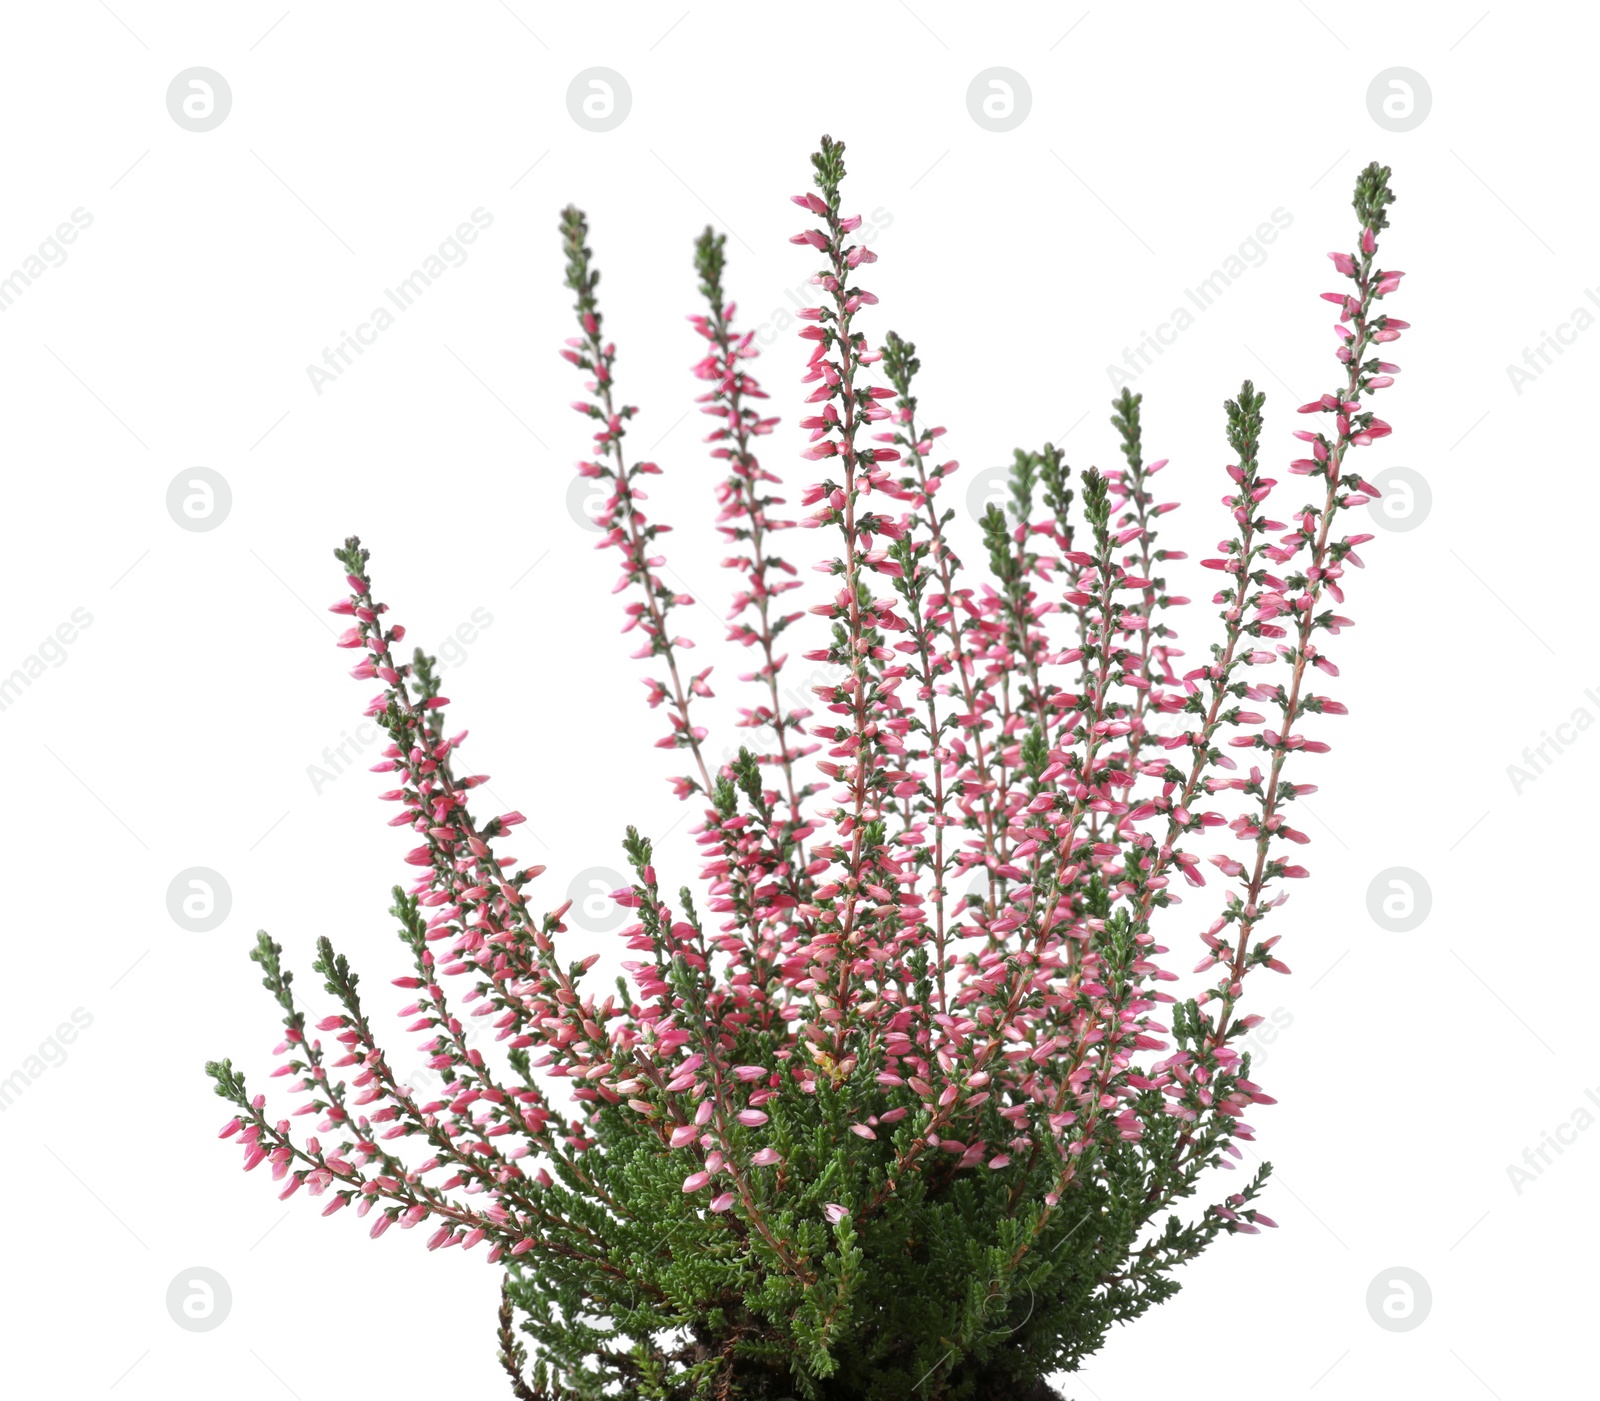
{"left": 208, "top": 138, "right": 1408, "bottom": 1400}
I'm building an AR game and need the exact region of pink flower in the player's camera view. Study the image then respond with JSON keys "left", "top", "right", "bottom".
{"left": 214, "top": 155, "right": 1410, "bottom": 1379}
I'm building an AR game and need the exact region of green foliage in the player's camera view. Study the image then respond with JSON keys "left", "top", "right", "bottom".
{"left": 208, "top": 145, "right": 1403, "bottom": 1401}
{"left": 494, "top": 1057, "right": 1254, "bottom": 1401}
{"left": 1352, "top": 160, "right": 1396, "bottom": 234}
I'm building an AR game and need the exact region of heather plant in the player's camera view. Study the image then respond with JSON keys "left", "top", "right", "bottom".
{"left": 208, "top": 138, "right": 1408, "bottom": 1400}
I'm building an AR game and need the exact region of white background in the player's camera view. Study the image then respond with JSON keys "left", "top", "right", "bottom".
{"left": 1, "top": 3, "right": 1593, "bottom": 1398}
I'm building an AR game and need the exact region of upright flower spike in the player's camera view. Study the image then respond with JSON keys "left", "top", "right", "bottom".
{"left": 1200, "top": 162, "right": 1400, "bottom": 1039}
{"left": 561, "top": 205, "right": 714, "bottom": 799}
{"left": 689, "top": 225, "right": 819, "bottom": 876}
{"left": 211, "top": 147, "right": 1410, "bottom": 1401}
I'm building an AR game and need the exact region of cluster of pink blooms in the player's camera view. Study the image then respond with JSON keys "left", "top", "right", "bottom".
{"left": 217, "top": 152, "right": 1406, "bottom": 1279}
